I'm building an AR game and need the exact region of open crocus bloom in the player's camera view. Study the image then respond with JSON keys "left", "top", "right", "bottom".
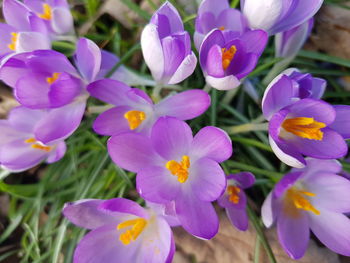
{"left": 141, "top": 1, "right": 197, "bottom": 85}
{"left": 262, "top": 71, "right": 350, "bottom": 168}
{"left": 241, "top": 0, "right": 323, "bottom": 35}
{"left": 218, "top": 172, "right": 255, "bottom": 231}
{"left": 63, "top": 198, "right": 175, "bottom": 263}
{"left": 262, "top": 158, "right": 350, "bottom": 259}
{"left": 194, "top": 0, "right": 248, "bottom": 50}
{"left": 0, "top": 106, "right": 66, "bottom": 172}
{"left": 108, "top": 117, "right": 232, "bottom": 239}
{"left": 200, "top": 29, "right": 267, "bottom": 90}
{"left": 87, "top": 79, "right": 210, "bottom": 136}
{"left": 275, "top": 19, "right": 314, "bottom": 59}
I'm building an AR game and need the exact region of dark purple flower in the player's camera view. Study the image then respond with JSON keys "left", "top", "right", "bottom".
{"left": 262, "top": 158, "right": 350, "bottom": 259}
{"left": 194, "top": 0, "right": 248, "bottom": 50}
{"left": 275, "top": 18, "right": 314, "bottom": 58}
{"left": 141, "top": 1, "right": 197, "bottom": 84}
{"left": 107, "top": 117, "right": 232, "bottom": 239}
{"left": 241, "top": 0, "right": 323, "bottom": 35}
{"left": 218, "top": 172, "right": 255, "bottom": 231}
{"left": 262, "top": 71, "right": 349, "bottom": 168}
{"left": 63, "top": 198, "right": 175, "bottom": 263}
{"left": 87, "top": 79, "right": 210, "bottom": 136}
{"left": 0, "top": 106, "right": 66, "bottom": 172}
{"left": 199, "top": 29, "right": 267, "bottom": 90}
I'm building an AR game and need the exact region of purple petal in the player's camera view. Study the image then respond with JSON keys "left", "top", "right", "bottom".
{"left": 87, "top": 79, "right": 132, "bottom": 105}
{"left": 99, "top": 198, "right": 147, "bottom": 218}
{"left": 218, "top": 8, "right": 248, "bottom": 33}
{"left": 227, "top": 172, "right": 255, "bottom": 189}
{"left": 63, "top": 199, "right": 117, "bottom": 230}
{"left": 297, "top": 158, "right": 342, "bottom": 179}
{"left": 197, "top": 0, "right": 229, "bottom": 18}
{"left": 155, "top": 90, "right": 210, "bottom": 121}
{"left": 151, "top": 117, "right": 192, "bottom": 161}
{"left": 107, "top": 133, "right": 161, "bottom": 173}
{"left": 136, "top": 166, "right": 181, "bottom": 203}
{"left": 240, "top": 30, "right": 268, "bottom": 56}
{"left": 199, "top": 29, "right": 225, "bottom": 70}
{"left": 51, "top": 7, "right": 74, "bottom": 34}
{"left": 175, "top": 193, "right": 219, "bottom": 239}
{"left": 8, "top": 106, "right": 45, "bottom": 133}
{"left": 0, "top": 23, "right": 15, "bottom": 55}
{"left": 47, "top": 141, "right": 66, "bottom": 163}
{"left": 161, "top": 35, "right": 186, "bottom": 79}
{"left": 277, "top": 212, "right": 309, "bottom": 260}
{"left": 190, "top": 126, "right": 232, "bottom": 163}
{"left": 309, "top": 210, "right": 350, "bottom": 257}
{"left": 329, "top": 105, "right": 350, "bottom": 139}
{"left": 3, "top": 0, "right": 31, "bottom": 30}
{"left": 75, "top": 38, "right": 101, "bottom": 82}
{"left": 151, "top": 2, "right": 183, "bottom": 34}
{"left": 190, "top": 157, "right": 226, "bottom": 202}
{"left": 0, "top": 120, "right": 26, "bottom": 147}
{"left": 34, "top": 100, "right": 86, "bottom": 143}
{"left": 206, "top": 44, "right": 225, "bottom": 78}
{"left": 274, "top": 172, "right": 302, "bottom": 198}
{"left": 168, "top": 52, "right": 197, "bottom": 84}
{"left": 226, "top": 206, "right": 249, "bottom": 231}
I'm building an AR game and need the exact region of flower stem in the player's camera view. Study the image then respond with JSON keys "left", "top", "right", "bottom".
{"left": 262, "top": 57, "right": 294, "bottom": 86}
{"left": 222, "top": 87, "right": 240, "bottom": 105}
{"left": 224, "top": 122, "right": 268, "bottom": 134}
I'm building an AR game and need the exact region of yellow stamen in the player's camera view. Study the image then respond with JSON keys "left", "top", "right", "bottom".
{"left": 282, "top": 117, "right": 326, "bottom": 140}
{"left": 8, "top": 32, "right": 18, "bottom": 51}
{"left": 24, "top": 138, "right": 52, "bottom": 152}
{"left": 117, "top": 218, "right": 147, "bottom": 245}
{"left": 219, "top": 26, "right": 225, "bottom": 31}
{"left": 221, "top": 45, "right": 237, "bottom": 70}
{"left": 124, "top": 110, "right": 146, "bottom": 130}
{"left": 46, "top": 72, "right": 61, "bottom": 85}
{"left": 38, "top": 3, "right": 52, "bottom": 20}
{"left": 166, "top": 155, "right": 190, "bottom": 183}
{"left": 227, "top": 185, "right": 241, "bottom": 204}
{"left": 286, "top": 188, "right": 320, "bottom": 215}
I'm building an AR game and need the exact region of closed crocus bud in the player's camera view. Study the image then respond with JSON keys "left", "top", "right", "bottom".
{"left": 241, "top": 0, "right": 323, "bottom": 35}
{"left": 141, "top": 1, "right": 197, "bottom": 85}
{"left": 275, "top": 18, "right": 314, "bottom": 58}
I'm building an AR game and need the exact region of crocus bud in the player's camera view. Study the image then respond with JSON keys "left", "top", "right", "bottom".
{"left": 141, "top": 1, "right": 197, "bottom": 85}
{"left": 241, "top": 0, "right": 323, "bottom": 35}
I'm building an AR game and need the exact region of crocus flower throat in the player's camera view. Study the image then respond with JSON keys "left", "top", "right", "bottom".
{"left": 47, "top": 73, "right": 61, "bottom": 84}
{"left": 227, "top": 185, "right": 240, "bottom": 204}
{"left": 38, "top": 4, "right": 53, "bottom": 20}
{"left": 281, "top": 117, "right": 326, "bottom": 140}
{"left": 117, "top": 218, "right": 147, "bottom": 245}
{"left": 166, "top": 155, "right": 190, "bottom": 183}
{"left": 124, "top": 111, "right": 146, "bottom": 130}
{"left": 284, "top": 187, "right": 320, "bottom": 217}
{"left": 222, "top": 45, "right": 237, "bottom": 70}
{"left": 8, "top": 32, "right": 18, "bottom": 51}
{"left": 25, "top": 138, "right": 52, "bottom": 152}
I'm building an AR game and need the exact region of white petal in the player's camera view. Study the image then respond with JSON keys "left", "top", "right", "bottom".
{"left": 206, "top": 75, "right": 241, "bottom": 91}
{"left": 168, "top": 52, "right": 197, "bottom": 84}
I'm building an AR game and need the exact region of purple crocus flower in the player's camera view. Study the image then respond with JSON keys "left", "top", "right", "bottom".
{"left": 87, "top": 79, "right": 210, "bottom": 136}
{"left": 218, "top": 172, "right": 255, "bottom": 231}
{"left": 63, "top": 198, "right": 175, "bottom": 263}
{"left": 0, "top": 106, "right": 66, "bottom": 172}
{"left": 108, "top": 117, "right": 232, "bottom": 239}
{"left": 0, "top": 38, "right": 104, "bottom": 142}
{"left": 262, "top": 158, "right": 350, "bottom": 259}
{"left": 194, "top": 0, "right": 248, "bottom": 50}
{"left": 262, "top": 71, "right": 350, "bottom": 168}
{"left": 141, "top": 1, "right": 197, "bottom": 85}
{"left": 199, "top": 29, "right": 267, "bottom": 90}
{"left": 241, "top": 0, "right": 323, "bottom": 35}
{"left": 275, "top": 19, "right": 314, "bottom": 59}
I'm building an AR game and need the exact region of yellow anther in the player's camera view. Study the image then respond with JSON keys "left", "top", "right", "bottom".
{"left": 166, "top": 155, "right": 190, "bottom": 183}
{"left": 117, "top": 218, "right": 147, "bottom": 245}
{"left": 24, "top": 138, "right": 52, "bottom": 152}
{"left": 282, "top": 117, "right": 326, "bottom": 140}
{"left": 221, "top": 45, "right": 237, "bottom": 70}
{"left": 227, "top": 185, "right": 241, "bottom": 204}
{"left": 286, "top": 188, "right": 320, "bottom": 215}
{"left": 46, "top": 72, "right": 61, "bottom": 85}
{"left": 38, "top": 3, "right": 52, "bottom": 20}
{"left": 124, "top": 110, "right": 146, "bottom": 130}
{"left": 219, "top": 26, "right": 225, "bottom": 31}
{"left": 8, "top": 32, "right": 18, "bottom": 51}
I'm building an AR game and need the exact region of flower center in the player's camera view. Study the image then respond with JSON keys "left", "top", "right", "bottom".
{"left": 166, "top": 155, "right": 190, "bottom": 183}
{"left": 117, "top": 218, "right": 147, "bottom": 245}
{"left": 38, "top": 3, "right": 52, "bottom": 20}
{"left": 46, "top": 72, "right": 61, "bottom": 85}
{"left": 227, "top": 185, "right": 241, "bottom": 204}
{"left": 124, "top": 110, "right": 146, "bottom": 130}
{"left": 286, "top": 188, "right": 320, "bottom": 215}
{"left": 8, "top": 32, "right": 18, "bottom": 51}
{"left": 25, "top": 138, "right": 52, "bottom": 152}
{"left": 222, "top": 45, "right": 237, "bottom": 71}
{"left": 219, "top": 26, "right": 225, "bottom": 31}
{"left": 282, "top": 117, "right": 326, "bottom": 140}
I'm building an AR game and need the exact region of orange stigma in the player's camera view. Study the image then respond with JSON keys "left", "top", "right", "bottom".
{"left": 282, "top": 117, "right": 326, "bottom": 140}
{"left": 221, "top": 45, "right": 237, "bottom": 70}
{"left": 38, "top": 4, "right": 52, "bottom": 20}
{"left": 46, "top": 72, "right": 61, "bottom": 85}
{"left": 25, "top": 138, "right": 52, "bottom": 152}
{"left": 117, "top": 218, "right": 147, "bottom": 245}
{"left": 124, "top": 110, "right": 146, "bottom": 130}
{"left": 219, "top": 26, "right": 225, "bottom": 31}
{"left": 227, "top": 185, "right": 241, "bottom": 204}
{"left": 8, "top": 32, "right": 18, "bottom": 51}
{"left": 286, "top": 188, "right": 320, "bottom": 215}
{"left": 166, "top": 156, "right": 190, "bottom": 183}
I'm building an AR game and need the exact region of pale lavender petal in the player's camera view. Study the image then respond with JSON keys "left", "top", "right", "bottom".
{"left": 168, "top": 52, "right": 197, "bottom": 84}
{"left": 151, "top": 2, "right": 183, "bottom": 34}
{"left": 47, "top": 141, "right": 66, "bottom": 163}
{"left": 51, "top": 7, "right": 74, "bottom": 34}
{"left": 261, "top": 192, "right": 277, "bottom": 228}
{"left": 99, "top": 198, "right": 147, "bottom": 218}
{"left": 190, "top": 157, "right": 226, "bottom": 202}
{"left": 161, "top": 35, "right": 186, "bottom": 79}
{"left": 151, "top": 117, "right": 192, "bottom": 160}
{"left": 197, "top": 0, "right": 229, "bottom": 18}
{"left": 155, "top": 90, "right": 210, "bottom": 121}
{"left": 3, "top": 0, "right": 31, "bottom": 30}
{"left": 329, "top": 105, "right": 350, "bottom": 139}
{"left": 228, "top": 172, "right": 255, "bottom": 189}
{"left": 0, "top": 23, "right": 16, "bottom": 55}
{"left": 274, "top": 172, "right": 302, "bottom": 198}
{"left": 240, "top": 30, "right": 268, "bottom": 56}
{"left": 206, "top": 44, "right": 225, "bottom": 78}
{"left": 206, "top": 75, "right": 241, "bottom": 90}
{"left": 199, "top": 29, "right": 225, "bottom": 70}
{"left": 190, "top": 126, "right": 232, "bottom": 162}
{"left": 0, "top": 120, "right": 26, "bottom": 146}
{"left": 16, "top": 32, "right": 51, "bottom": 53}
{"left": 8, "top": 106, "right": 45, "bottom": 133}
{"left": 226, "top": 206, "right": 249, "bottom": 231}
{"left": 298, "top": 158, "right": 342, "bottom": 179}
{"left": 108, "top": 133, "right": 161, "bottom": 173}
